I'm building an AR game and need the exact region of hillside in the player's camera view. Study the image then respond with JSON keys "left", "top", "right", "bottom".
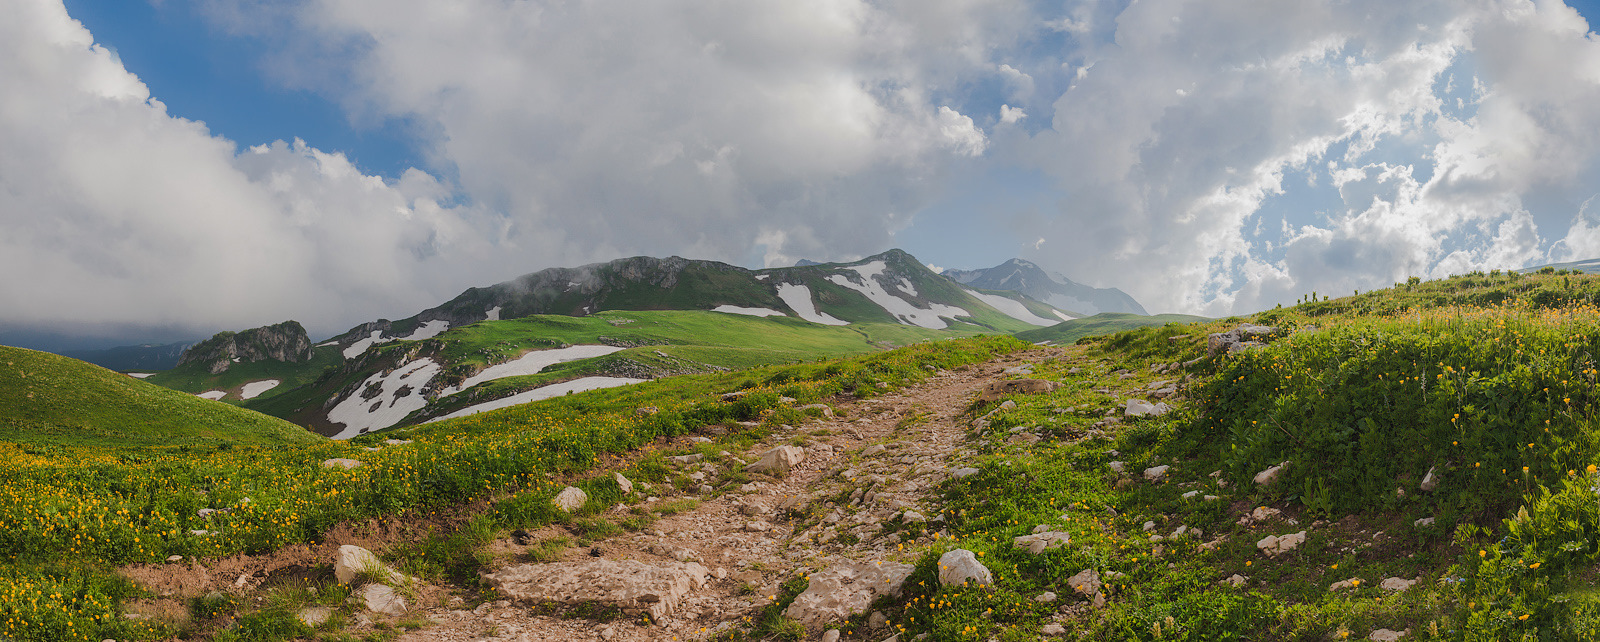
{"left": 58, "top": 340, "right": 193, "bottom": 372}
{"left": 944, "top": 258, "right": 1149, "bottom": 315}
{"left": 24, "top": 268, "right": 1600, "bottom": 640}
{"left": 0, "top": 346, "right": 322, "bottom": 448}
{"left": 147, "top": 321, "right": 340, "bottom": 403}
{"left": 246, "top": 309, "right": 989, "bottom": 438}
{"left": 1014, "top": 311, "right": 1210, "bottom": 344}
{"left": 321, "top": 249, "right": 1071, "bottom": 361}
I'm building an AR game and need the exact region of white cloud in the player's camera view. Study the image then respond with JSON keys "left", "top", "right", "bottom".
{"left": 999, "top": 104, "right": 1027, "bottom": 124}
{"left": 0, "top": 1, "right": 504, "bottom": 339}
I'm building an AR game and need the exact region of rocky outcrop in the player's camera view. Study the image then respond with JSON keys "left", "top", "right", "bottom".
{"left": 784, "top": 561, "right": 915, "bottom": 626}
{"left": 176, "top": 321, "right": 315, "bottom": 374}
{"left": 483, "top": 559, "right": 710, "bottom": 622}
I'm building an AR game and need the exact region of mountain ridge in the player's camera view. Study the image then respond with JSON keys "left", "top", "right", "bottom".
{"left": 943, "top": 258, "right": 1148, "bottom": 316}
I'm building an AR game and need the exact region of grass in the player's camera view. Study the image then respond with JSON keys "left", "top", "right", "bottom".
{"left": 0, "top": 345, "right": 322, "bottom": 448}
{"left": 1012, "top": 312, "right": 1211, "bottom": 345}
{"left": 0, "top": 334, "right": 1026, "bottom": 641}
{"left": 145, "top": 344, "right": 343, "bottom": 403}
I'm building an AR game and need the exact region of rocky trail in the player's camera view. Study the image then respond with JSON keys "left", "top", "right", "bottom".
{"left": 118, "top": 345, "right": 1089, "bottom": 642}
{"left": 390, "top": 348, "right": 1065, "bottom": 642}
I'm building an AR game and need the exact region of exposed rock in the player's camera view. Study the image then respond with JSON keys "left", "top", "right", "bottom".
{"left": 358, "top": 583, "right": 407, "bottom": 616}
{"left": 1108, "top": 461, "right": 1125, "bottom": 474}
{"left": 484, "top": 559, "right": 709, "bottom": 622}
{"left": 297, "top": 606, "right": 333, "bottom": 627}
{"left": 1329, "top": 578, "right": 1362, "bottom": 591}
{"left": 1206, "top": 324, "right": 1277, "bottom": 356}
{"left": 1143, "top": 465, "right": 1170, "bottom": 481}
{"left": 1253, "top": 463, "right": 1285, "bottom": 486}
{"left": 781, "top": 560, "right": 916, "bottom": 626}
{"left": 1414, "top": 517, "right": 1436, "bottom": 528}
{"left": 977, "top": 379, "right": 1060, "bottom": 402}
{"left": 615, "top": 472, "right": 634, "bottom": 494}
{"left": 1125, "top": 399, "right": 1170, "bottom": 417}
{"left": 383, "top": 439, "right": 412, "bottom": 446}
{"left": 862, "top": 444, "right": 887, "bottom": 457}
{"left": 820, "top": 630, "right": 841, "bottom": 642}
{"left": 1419, "top": 466, "right": 1439, "bottom": 492}
{"left": 335, "top": 545, "right": 404, "bottom": 585}
{"left": 177, "top": 320, "right": 315, "bottom": 374}
{"left": 937, "top": 550, "right": 993, "bottom": 587}
{"left": 1034, "top": 592, "right": 1057, "bottom": 603}
{"left": 671, "top": 454, "right": 704, "bottom": 465}
{"left": 951, "top": 467, "right": 980, "bottom": 478}
{"left": 1012, "top": 531, "right": 1071, "bottom": 554}
{"left": 1381, "top": 577, "right": 1416, "bottom": 592}
{"left": 799, "top": 404, "right": 835, "bottom": 418}
{"left": 1042, "top": 623, "right": 1067, "bottom": 636}
{"left": 322, "top": 458, "right": 363, "bottom": 470}
{"left": 1369, "top": 629, "right": 1406, "bottom": 641}
{"left": 1068, "top": 568, "right": 1101, "bottom": 598}
{"left": 1256, "top": 531, "right": 1306, "bottom": 556}
{"left": 553, "top": 486, "right": 588, "bottom": 512}
{"left": 745, "top": 446, "right": 806, "bottom": 477}
{"left": 1224, "top": 574, "right": 1248, "bottom": 588}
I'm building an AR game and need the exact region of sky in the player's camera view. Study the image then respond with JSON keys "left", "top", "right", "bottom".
{"left": 8, "top": 0, "right": 1600, "bottom": 348}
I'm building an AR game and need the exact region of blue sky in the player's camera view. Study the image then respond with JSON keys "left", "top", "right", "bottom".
{"left": 9, "top": 0, "right": 1600, "bottom": 347}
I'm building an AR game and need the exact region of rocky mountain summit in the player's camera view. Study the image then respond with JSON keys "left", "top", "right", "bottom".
{"left": 176, "top": 320, "right": 315, "bottom": 374}
{"left": 944, "top": 258, "right": 1148, "bottom": 316}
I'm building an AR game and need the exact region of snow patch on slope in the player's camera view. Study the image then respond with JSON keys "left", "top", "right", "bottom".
{"left": 427, "top": 377, "right": 648, "bottom": 423}
{"left": 485, "top": 306, "right": 502, "bottom": 321}
{"left": 1052, "top": 309, "right": 1079, "bottom": 322}
{"left": 964, "top": 290, "right": 1057, "bottom": 326}
{"left": 776, "top": 284, "right": 848, "bottom": 325}
{"left": 126, "top": 372, "right": 154, "bottom": 379}
{"left": 401, "top": 320, "right": 450, "bottom": 341}
{"left": 712, "top": 305, "right": 786, "bottom": 318}
{"left": 328, "top": 358, "right": 442, "bottom": 439}
{"left": 437, "top": 345, "right": 627, "bottom": 396}
{"left": 828, "top": 261, "right": 967, "bottom": 329}
{"left": 196, "top": 390, "right": 227, "bottom": 400}
{"left": 239, "top": 380, "right": 281, "bottom": 400}
{"left": 343, "top": 331, "right": 391, "bottom": 359}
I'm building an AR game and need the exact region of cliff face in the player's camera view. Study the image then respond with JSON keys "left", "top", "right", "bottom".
{"left": 177, "top": 321, "right": 316, "bottom": 375}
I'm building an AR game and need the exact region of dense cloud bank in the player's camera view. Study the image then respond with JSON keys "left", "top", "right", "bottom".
{"left": 6, "top": 0, "right": 1600, "bottom": 341}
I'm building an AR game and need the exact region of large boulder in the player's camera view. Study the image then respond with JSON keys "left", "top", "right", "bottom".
{"left": 745, "top": 446, "right": 806, "bottom": 477}
{"left": 937, "top": 549, "right": 993, "bottom": 587}
{"left": 1124, "top": 399, "right": 1170, "bottom": 418}
{"left": 784, "top": 561, "right": 916, "bottom": 626}
{"left": 1013, "top": 531, "right": 1072, "bottom": 554}
{"left": 483, "top": 559, "right": 709, "bottom": 623}
{"left": 977, "top": 379, "right": 1060, "bottom": 402}
{"left": 358, "top": 583, "right": 407, "bottom": 616}
{"left": 1256, "top": 531, "right": 1307, "bottom": 557}
{"left": 553, "top": 486, "right": 588, "bottom": 512}
{"left": 335, "top": 545, "right": 404, "bottom": 586}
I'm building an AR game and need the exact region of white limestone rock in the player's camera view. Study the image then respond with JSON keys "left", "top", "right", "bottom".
{"left": 937, "top": 550, "right": 993, "bottom": 587}
{"left": 782, "top": 561, "right": 915, "bottom": 627}
{"left": 553, "top": 486, "right": 588, "bottom": 512}
{"left": 745, "top": 446, "right": 806, "bottom": 477}
{"left": 483, "top": 558, "right": 709, "bottom": 623}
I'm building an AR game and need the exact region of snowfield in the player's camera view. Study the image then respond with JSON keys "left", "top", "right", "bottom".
{"left": 775, "top": 283, "right": 848, "bottom": 325}
{"left": 400, "top": 320, "right": 450, "bottom": 341}
{"left": 327, "top": 358, "right": 442, "bottom": 439}
{"left": 342, "top": 330, "right": 391, "bottom": 359}
{"left": 126, "top": 372, "right": 154, "bottom": 379}
{"left": 828, "top": 261, "right": 968, "bottom": 329}
{"left": 426, "top": 377, "right": 647, "bottom": 423}
{"left": 239, "top": 379, "right": 281, "bottom": 400}
{"left": 485, "top": 306, "right": 502, "bottom": 321}
{"left": 1052, "top": 309, "right": 1080, "bottom": 322}
{"left": 711, "top": 305, "right": 786, "bottom": 317}
{"left": 196, "top": 390, "right": 227, "bottom": 400}
{"left": 436, "top": 345, "right": 626, "bottom": 396}
{"left": 964, "top": 290, "right": 1058, "bottom": 326}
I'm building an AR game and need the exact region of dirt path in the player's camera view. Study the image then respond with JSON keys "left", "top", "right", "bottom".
{"left": 388, "top": 347, "right": 1063, "bottom": 642}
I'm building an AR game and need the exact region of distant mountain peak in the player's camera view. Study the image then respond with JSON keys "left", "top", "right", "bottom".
{"left": 942, "top": 259, "right": 1147, "bottom": 316}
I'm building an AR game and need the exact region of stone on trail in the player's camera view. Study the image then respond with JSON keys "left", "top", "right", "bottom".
{"left": 745, "top": 445, "right": 806, "bottom": 477}
{"left": 977, "top": 379, "right": 1059, "bottom": 402}
{"left": 321, "top": 458, "right": 363, "bottom": 470}
{"left": 359, "top": 583, "right": 407, "bottom": 616}
{"left": 335, "top": 544, "right": 405, "bottom": 586}
{"left": 1013, "top": 531, "right": 1071, "bottom": 554}
{"left": 1256, "top": 530, "right": 1306, "bottom": 557}
{"left": 484, "top": 558, "right": 710, "bottom": 623}
{"left": 1124, "top": 399, "right": 1170, "bottom": 417}
{"left": 553, "top": 486, "right": 588, "bottom": 512}
{"left": 615, "top": 472, "right": 633, "bottom": 494}
{"left": 937, "top": 550, "right": 993, "bottom": 587}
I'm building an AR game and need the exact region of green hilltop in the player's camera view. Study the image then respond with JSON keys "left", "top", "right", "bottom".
{"left": 1013, "top": 311, "right": 1211, "bottom": 344}
{"left": 0, "top": 346, "right": 323, "bottom": 448}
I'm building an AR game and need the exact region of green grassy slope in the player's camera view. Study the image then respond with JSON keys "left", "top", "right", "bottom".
{"left": 1013, "top": 312, "right": 1210, "bottom": 344}
{"left": 0, "top": 346, "right": 322, "bottom": 448}
{"left": 247, "top": 310, "right": 982, "bottom": 429}
{"left": 144, "top": 344, "right": 343, "bottom": 402}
